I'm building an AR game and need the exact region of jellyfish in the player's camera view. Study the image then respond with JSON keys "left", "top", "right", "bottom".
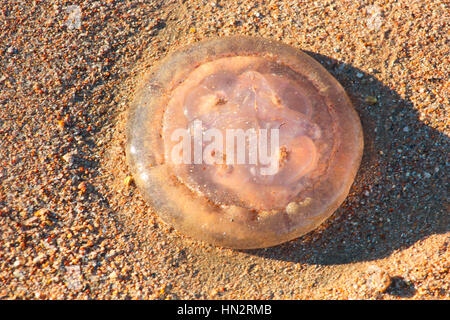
{"left": 126, "top": 36, "right": 363, "bottom": 249}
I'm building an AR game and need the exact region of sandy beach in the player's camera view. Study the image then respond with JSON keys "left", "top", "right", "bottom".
{"left": 0, "top": 0, "right": 448, "bottom": 299}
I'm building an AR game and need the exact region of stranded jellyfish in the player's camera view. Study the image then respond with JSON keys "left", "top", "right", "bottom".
{"left": 126, "top": 36, "right": 363, "bottom": 249}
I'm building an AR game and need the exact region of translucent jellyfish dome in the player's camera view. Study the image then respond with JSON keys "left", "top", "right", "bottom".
{"left": 126, "top": 36, "right": 363, "bottom": 249}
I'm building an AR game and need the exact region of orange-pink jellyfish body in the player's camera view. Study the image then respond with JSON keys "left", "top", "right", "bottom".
{"left": 127, "top": 37, "right": 363, "bottom": 248}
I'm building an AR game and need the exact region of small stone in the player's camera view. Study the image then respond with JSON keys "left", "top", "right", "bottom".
{"left": 57, "top": 119, "right": 65, "bottom": 129}
{"left": 210, "top": 288, "right": 219, "bottom": 296}
{"left": 356, "top": 72, "right": 363, "bottom": 78}
{"left": 34, "top": 208, "right": 50, "bottom": 217}
{"left": 13, "top": 270, "right": 25, "bottom": 279}
{"left": 12, "top": 259, "right": 22, "bottom": 268}
{"left": 109, "top": 271, "right": 118, "bottom": 280}
{"left": 7, "top": 46, "right": 17, "bottom": 54}
{"left": 123, "top": 175, "right": 134, "bottom": 187}
{"left": 78, "top": 181, "right": 87, "bottom": 194}
{"left": 65, "top": 265, "right": 82, "bottom": 290}
{"left": 32, "top": 254, "right": 47, "bottom": 265}
{"left": 366, "top": 265, "right": 391, "bottom": 293}
{"left": 403, "top": 126, "right": 410, "bottom": 132}
{"left": 62, "top": 152, "right": 76, "bottom": 165}
{"left": 365, "top": 96, "right": 377, "bottom": 105}
{"left": 23, "top": 216, "right": 39, "bottom": 226}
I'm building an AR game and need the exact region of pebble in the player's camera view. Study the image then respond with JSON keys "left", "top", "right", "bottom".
{"left": 32, "top": 254, "right": 47, "bottom": 266}
{"left": 365, "top": 96, "right": 377, "bottom": 105}
{"left": 62, "top": 152, "right": 76, "bottom": 166}
{"left": 6, "top": 46, "right": 17, "bottom": 54}
{"left": 366, "top": 265, "right": 392, "bottom": 293}
{"left": 123, "top": 176, "right": 134, "bottom": 187}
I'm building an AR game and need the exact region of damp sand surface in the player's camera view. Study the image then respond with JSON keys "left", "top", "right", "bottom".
{"left": 0, "top": 0, "right": 448, "bottom": 299}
